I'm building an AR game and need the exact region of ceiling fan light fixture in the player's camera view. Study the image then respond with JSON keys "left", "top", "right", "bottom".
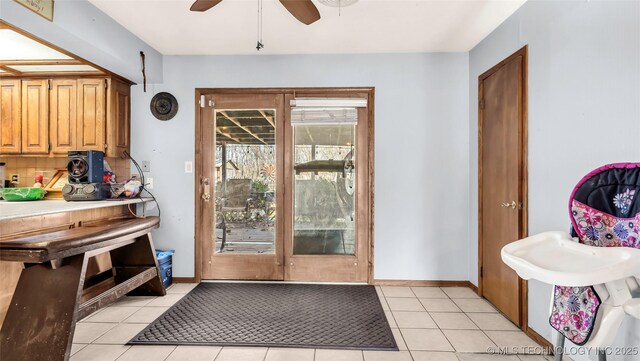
{"left": 317, "top": 0, "right": 359, "bottom": 8}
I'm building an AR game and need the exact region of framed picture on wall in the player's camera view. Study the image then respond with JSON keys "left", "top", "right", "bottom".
{"left": 14, "top": 0, "right": 54, "bottom": 21}
{"left": 44, "top": 168, "right": 68, "bottom": 199}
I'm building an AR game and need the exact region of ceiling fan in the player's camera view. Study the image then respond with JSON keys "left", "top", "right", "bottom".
{"left": 190, "top": 0, "right": 321, "bottom": 25}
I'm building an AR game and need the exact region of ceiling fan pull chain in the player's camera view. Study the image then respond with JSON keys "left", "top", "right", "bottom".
{"left": 256, "top": 0, "right": 264, "bottom": 51}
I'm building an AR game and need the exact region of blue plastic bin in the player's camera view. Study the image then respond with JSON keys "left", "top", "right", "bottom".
{"left": 155, "top": 249, "right": 175, "bottom": 289}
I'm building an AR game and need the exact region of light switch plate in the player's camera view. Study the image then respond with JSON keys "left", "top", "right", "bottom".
{"left": 185, "top": 161, "right": 193, "bottom": 173}
{"left": 141, "top": 161, "right": 150, "bottom": 172}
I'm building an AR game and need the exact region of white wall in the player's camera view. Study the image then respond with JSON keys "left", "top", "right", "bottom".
{"left": 130, "top": 53, "right": 470, "bottom": 281}
{"left": 468, "top": 1, "right": 640, "bottom": 359}
{"left": 0, "top": 0, "right": 162, "bottom": 83}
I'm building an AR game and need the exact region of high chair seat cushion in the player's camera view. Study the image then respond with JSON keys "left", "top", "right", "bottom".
{"left": 550, "top": 286, "right": 601, "bottom": 345}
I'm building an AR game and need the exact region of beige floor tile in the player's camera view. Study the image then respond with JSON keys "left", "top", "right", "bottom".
{"left": 419, "top": 298, "right": 462, "bottom": 312}
{"left": 363, "top": 350, "right": 413, "bottom": 361}
{"left": 412, "top": 287, "right": 449, "bottom": 299}
{"left": 70, "top": 344, "right": 130, "bottom": 361}
{"left": 114, "top": 296, "right": 157, "bottom": 307}
{"left": 93, "top": 323, "right": 148, "bottom": 344}
{"left": 72, "top": 322, "right": 117, "bottom": 344}
{"left": 392, "top": 311, "right": 437, "bottom": 329}
{"left": 381, "top": 286, "right": 416, "bottom": 298}
{"left": 379, "top": 297, "right": 390, "bottom": 311}
{"left": 264, "top": 348, "right": 314, "bottom": 361}
{"left": 167, "top": 283, "right": 199, "bottom": 294}
{"left": 484, "top": 331, "right": 543, "bottom": 354}
{"left": 387, "top": 297, "right": 425, "bottom": 311}
{"left": 430, "top": 313, "right": 478, "bottom": 330}
{"left": 452, "top": 299, "right": 497, "bottom": 313}
{"left": 392, "top": 328, "right": 408, "bottom": 350}
{"left": 401, "top": 329, "right": 454, "bottom": 351}
{"left": 166, "top": 345, "right": 222, "bottom": 361}
{"left": 441, "top": 287, "right": 479, "bottom": 299}
{"left": 215, "top": 347, "right": 268, "bottom": 361}
{"left": 385, "top": 310, "right": 398, "bottom": 328}
{"left": 71, "top": 344, "right": 88, "bottom": 356}
{"left": 116, "top": 346, "right": 176, "bottom": 361}
{"left": 456, "top": 354, "right": 520, "bottom": 361}
{"left": 517, "top": 356, "right": 550, "bottom": 361}
{"left": 411, "top": 351, "right": 460, "bottom": 361}
{"left": 315, "top": 349, "right": 363, "bottom": 361}
{"left": 442, "top": 330, "right": 496, "bottom": 353}
{"left": 146, "top": 293, "right": 187, "bottom": 307}
{"left": 124, "top": 306, "right": 169, "bottom": 323}
{"left": 83, "top": 306, "right": 141, "bottom": 323}
{"left": 467, "top": 313, "right": 519, "bottom": 331}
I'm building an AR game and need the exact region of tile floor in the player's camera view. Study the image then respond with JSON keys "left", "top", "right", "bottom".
{"left": 70, "top": 284, "right": 558, "bottom": 361}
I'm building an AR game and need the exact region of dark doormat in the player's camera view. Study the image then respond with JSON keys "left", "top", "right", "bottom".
{"left": 128, "top": 283, "right": 397, "bottom": 350}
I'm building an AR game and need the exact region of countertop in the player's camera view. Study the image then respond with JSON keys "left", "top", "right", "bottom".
{"left": 0, "top": 198, "right": 152, "bottom": 221}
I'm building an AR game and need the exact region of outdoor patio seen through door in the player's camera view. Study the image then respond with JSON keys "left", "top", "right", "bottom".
{"left": 197, "top": 90, "right": 372, "bottom": 282}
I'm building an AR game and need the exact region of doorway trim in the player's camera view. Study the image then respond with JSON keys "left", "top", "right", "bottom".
{"left": 193, "top": 87, "right": 375, "bottom": 284}
{"left": 477, "top": 46, "right": 529, "bottom": 331}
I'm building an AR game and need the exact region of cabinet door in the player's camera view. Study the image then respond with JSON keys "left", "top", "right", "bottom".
{"left": 0, "top": 79, "right": 21, "bottom": 154}
{"left": 21, "top": 80, "right": 49, "bottom": 154}
{"left": 77, "top": 79, "right": 106, "bottom": 151}
{"left": 106, "top": 78, "right": 130, "bottom": 158}
{"left": 50, "top": 79, "right": 77, "bottom": 155}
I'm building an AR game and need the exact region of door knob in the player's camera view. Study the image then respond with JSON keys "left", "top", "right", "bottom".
{"left": 201, "top": 177, "right": 211, "bottom": 202}
{"left": 501, "top": 201, "right": 517, "bottom": 209}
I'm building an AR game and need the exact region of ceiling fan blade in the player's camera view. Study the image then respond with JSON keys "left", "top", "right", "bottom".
{"left": 190, "top": 0, "right": 223, "bottom": 12}
{"left": 279, "top": 0, "right": 321, "bottom": 25}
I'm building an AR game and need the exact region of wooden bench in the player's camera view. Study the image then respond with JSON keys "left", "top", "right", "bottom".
{"left": 0, "top": 216, "right": 165, "bottom": 361}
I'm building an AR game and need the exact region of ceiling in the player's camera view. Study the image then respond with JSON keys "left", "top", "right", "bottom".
{"left": 89, "top": 0, "right": 526, "bottom": 55}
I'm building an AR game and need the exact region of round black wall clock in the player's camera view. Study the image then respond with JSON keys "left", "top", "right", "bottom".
{"left": 150, "top": 92, "right": 179, "bottom": 121}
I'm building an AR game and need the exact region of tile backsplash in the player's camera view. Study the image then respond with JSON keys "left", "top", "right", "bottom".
{"left": 0, "top": 156, "right": 131, "bottom": 187}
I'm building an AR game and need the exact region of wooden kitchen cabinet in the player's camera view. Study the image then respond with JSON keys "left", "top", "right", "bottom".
{"left": 21, "top": 79, "right": 49, "bottom": 154}
{"left": 0, "top": 77, "right": 130, "bottom": 156}
{"left": 77, "top": 78, "right": 106, "bottom": 152}
{"left": 50, "top": 79, "right": 78, "bottom": 154}
{"left": 106, "top": 78, "right": 131, "bottom": 158}
{"left": 0, "top": 79, "right": 21, "bottom": 154}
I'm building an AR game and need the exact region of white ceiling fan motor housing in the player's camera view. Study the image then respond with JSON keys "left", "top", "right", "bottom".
{"left": 317, "top": 0, "right": 359, "bottom": 8}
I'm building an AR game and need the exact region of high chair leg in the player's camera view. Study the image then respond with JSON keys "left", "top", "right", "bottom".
{"left": 554, "top": 332, "right": 565, "bottom": 361}
{"left": 598, "top": 348, "right": 607, "bottom": 361}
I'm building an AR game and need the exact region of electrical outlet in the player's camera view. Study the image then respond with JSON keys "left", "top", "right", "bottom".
{"left": 185, "top": 161, "right": 193, "bottom": 173}
{"left": 10, "top": 174, "right": 19, "bottom": 184}
{"left": 141, "top": 160, "right": 150, "bottom": 172}
{"left": 146, "top": 177, "right": 153, "bottom": 190}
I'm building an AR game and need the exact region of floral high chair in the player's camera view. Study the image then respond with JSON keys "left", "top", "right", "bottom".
{"left": 502, "top": 163, "right": 640, "bottom": 361}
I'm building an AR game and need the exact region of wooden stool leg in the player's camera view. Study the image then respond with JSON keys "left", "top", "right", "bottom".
{"left": 0, "top": 254, "right": 87, "bottom": 361}
{"left": 109, "top": 233, "right": 166, "bottom": 296}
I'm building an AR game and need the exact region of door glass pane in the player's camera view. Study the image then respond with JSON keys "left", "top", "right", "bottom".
{"left": 293, "top": 123, "right": 356, "bottom": 255}
{"left": 214, "top": 109, "right": 276, "bottom": 254}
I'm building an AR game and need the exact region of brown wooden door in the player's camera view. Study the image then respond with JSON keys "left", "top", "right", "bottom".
{"left": 21, "top": 79, "right": 49, "bottom": 154}
{"left": 0, "top": 79, "right": 21, "bottom": 154}
{"left": 200, "top": 93, "right": 286, "bottom": 280}
{"left": 77, "top": 79, "right": 106, "bottom": 151}
{"left": 479, "top": 47, "right": 527, "bottom": 326}
{"left": 50, "top": 79, "right": 78, "bottom": 155}
{"left": 283, "top": 93, "right": 371, "bottom": 282}
{"left": 197, "top": 89, "right": 373, "bottom": 283}
{"left": 106, "top": 78, "right": 130, "bottom": 158}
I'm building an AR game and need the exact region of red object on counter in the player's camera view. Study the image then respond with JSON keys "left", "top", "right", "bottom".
{"left": 34, "top": 175, "right": 44, "bottom": 188}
